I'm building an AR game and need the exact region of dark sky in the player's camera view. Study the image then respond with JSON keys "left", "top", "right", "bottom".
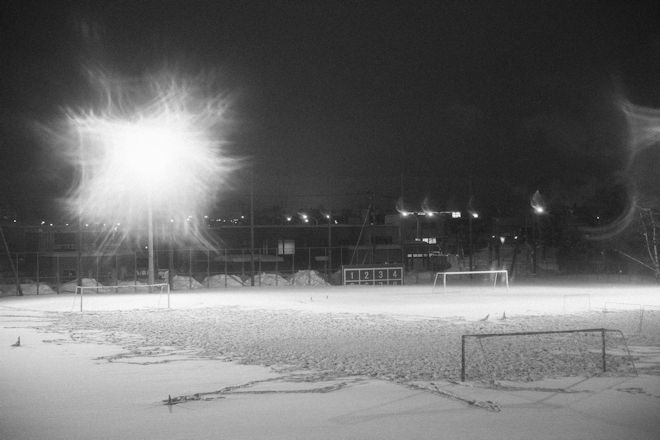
{"left": 1, "top": 0, "right": 659, "bottom": 221}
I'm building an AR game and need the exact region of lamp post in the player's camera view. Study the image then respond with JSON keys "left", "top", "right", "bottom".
{"left": 147, "top": 193, "right": 155, "bottom": 288}
{"left": 468, "top": 211, "right": 479, "bottom": 271}
{"left": 530, "top": 190, "right": 547, "bottom": 276}
{"left": 325, "top": 213, "right": 332, "bottom": 275}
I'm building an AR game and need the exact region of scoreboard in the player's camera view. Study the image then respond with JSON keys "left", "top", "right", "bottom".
{"left": 342, "top": 266, "right": 404, "bottom": 286}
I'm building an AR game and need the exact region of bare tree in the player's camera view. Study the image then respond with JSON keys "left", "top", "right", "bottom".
{"left": 639, "top": 207, "right": 660, "bottom": 281}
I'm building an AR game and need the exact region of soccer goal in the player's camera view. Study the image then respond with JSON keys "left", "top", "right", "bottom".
{"left": 433, "top": 270, "right": 509, "bottom": 291}
{"left": 74, "top": 283, "right": 171, "bottom": 312}
{"left": 460, "top": 328, "right": 636, "bottom": 382}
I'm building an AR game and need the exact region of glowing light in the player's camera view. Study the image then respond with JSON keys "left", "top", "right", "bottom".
{"left": 421, "top": 197, "right": 438, "bottom": 217}
{"left": 530, "top": 190, "right": 547, "bottom": 215}
{"left": 471, "top": 212, "right": 479, "bottom": 219}
{"left": 59, "top": 70, "right": 237, "bottom": 246}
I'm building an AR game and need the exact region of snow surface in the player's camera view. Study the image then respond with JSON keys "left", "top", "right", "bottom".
{"left": 1, "top": 284, "right": 659, "bottom": 440}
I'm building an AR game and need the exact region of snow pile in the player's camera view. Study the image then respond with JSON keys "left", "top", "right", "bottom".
{"left": 0, "top": 283, "right": 57, "bottom": 296}
{"left": 203, "top": 274, "right": 245, "bottom": 288}
{"left": 16, "top": 283, "right": 57, "bottom": 295}
{"left": 171, "top": 275, "right": 205, "bottom": 291}
{"left": 252, "top": 272, "right": 290, "bottom": 286}
{"left": 290, "top": 270, "right": 330, "bottom": 287}
{"left": 112, "top": 281, "right": 150, "bottom": 293}
{"left": 61, "top": 278, "right": 107, "bottom": 293}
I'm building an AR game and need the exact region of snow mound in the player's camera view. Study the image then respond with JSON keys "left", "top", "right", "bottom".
{"left": 0, "top": 283, "right": 57, "bottom": 296}
{"left": 18, "top": 283, "right": 57, "bottom": 295}
{"left": 204, "top": 274, "right": 245, "bottom": 288}
{"left": 252, "top": 272, "right": 290, "bottom": 286}
{"left": 113, "top": 281, "right": 150, "bottom": 293}
{"left": 61, "top": 278, "right": 107, "bottom": 293}
{"left": 171, "top": 275, "right": 205, "bottom": 291}
{"left": 290, "top": 270, "right": 329, "bottom": 286}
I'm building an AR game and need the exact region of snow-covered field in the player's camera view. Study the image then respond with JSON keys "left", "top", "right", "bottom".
{"left": 1, "top": 284, "right": 659, "bottom": 440}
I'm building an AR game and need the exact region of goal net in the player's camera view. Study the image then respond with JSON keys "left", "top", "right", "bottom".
{"left": 74, "top": 282, "right": 171, "bottom": 312}
{"left": 460, "top": 328, "right": 636, "bottom": 382}
{"left": 433, "top": 270, "right": 509, "bottom": 290}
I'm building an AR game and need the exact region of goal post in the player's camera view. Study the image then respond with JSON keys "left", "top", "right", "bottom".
{"left": 75, "top": 282, "right": 171, "bottom": 312}
{"left": 460, "top": 328, "right": 635, "bottom": 382}
{"left": 433, "top": 270, "right": 509, "bottom": 291}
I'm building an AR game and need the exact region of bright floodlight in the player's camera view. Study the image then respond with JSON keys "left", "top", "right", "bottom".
{"left": 530, "top": 190, "right": 547, "bottom": 215}
{"left": 63, "top": 71, "right": 235, "bottom": 232}
{"left": 61, "top": 70, "right": 236, "bottom": 286}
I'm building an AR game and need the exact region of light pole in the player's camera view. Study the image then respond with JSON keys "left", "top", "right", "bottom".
{"left": 147, "top": 192, "right": 155, "bottom": 288}
{"left": 325, "top": 213, "right": 332, "bottom": 275}
{"left": 468, "top": 211, "right": 479, "bottom": 271}
{"left": 530, "top": 190, "right": 547, "bottom": 276}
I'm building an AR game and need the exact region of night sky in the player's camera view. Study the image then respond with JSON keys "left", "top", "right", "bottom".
{"left": 1, "top": 0, "right": 659, "bottom": 222}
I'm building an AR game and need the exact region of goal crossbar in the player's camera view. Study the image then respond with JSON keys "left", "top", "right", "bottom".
{"left": 74, "top": 283, "right": 171, "bottom": 312}
{"left": 433, "top": 270, "right": 509, "bottom": 291}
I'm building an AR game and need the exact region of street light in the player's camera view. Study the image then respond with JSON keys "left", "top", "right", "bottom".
{"left": 468, "top": 210, "right": 479, "bottom": 271}
{"left": 530, "top": 190, "right": 547, "bottom": 276}
{"left": 299, "top": 212, "right": 318, "bottom": 225}
{"left": 63, "top": 72, "right": 234, "bottom": 289}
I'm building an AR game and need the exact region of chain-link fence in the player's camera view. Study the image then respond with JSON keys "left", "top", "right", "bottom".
{"left": 0, "top": 245, "right": 408, "bottom": 295}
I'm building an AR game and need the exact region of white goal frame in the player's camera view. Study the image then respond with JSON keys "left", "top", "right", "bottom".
{"left": 74, "top": 283, "right": 171, "bottom": 312}
{"left": 433, "top": 270, "right": 509, "bottom": 291}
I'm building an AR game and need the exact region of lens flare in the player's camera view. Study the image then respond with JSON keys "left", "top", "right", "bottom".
{"left": 585, "top": 99, "right": 660, "bottom": 240}
{"left": 59, "top": 70, "right": 238, "bottom": 247}
{"left": 530, "top": 190, "right": 546, "bottom": 215}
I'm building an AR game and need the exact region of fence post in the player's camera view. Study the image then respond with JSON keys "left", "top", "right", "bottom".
{"left": 224, "top": 248, "right": 228, "bottom": 287}
{"left": 95, "top": 254, "right": 100, "bottom": 292}
{"left": 601, "top": 329, "right": 606, "bottom": 373}
{"left": 275, "top": 247, "right": 279, "bottom": 286}
{"left": 461, "top": 335, "right": 466, "bottom": 382}
{"left": 16, "top": 253, "right": 20, "bottom": 292}
{"left": 308, "top": 248, "right": 312, "bottom": 285}
{"left": 133, "top": 251, "right": 137, "bottom": 291}
{"left": 258, "top": 253, "right": 262, "bottom": 286}
{"left": 36, "top": 252, "right": 40, "bottom": 295}
{"left": 56, "top": 255, "right": 61, "bottom": 294}
{"left": 206, "top": 249, "right": 210, "bottom": 287}
{"left": 189, "top": 249, "right": 192, "bottom": 289}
